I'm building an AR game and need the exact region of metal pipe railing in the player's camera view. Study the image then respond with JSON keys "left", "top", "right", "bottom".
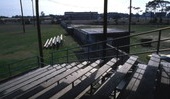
{"left": 0, "top": 56, "right": 50, "bottom": 81}
{"left": 51, "top": 26, "right": 170, "bottom": 64}
{"left": 1, "top": 26, "right": 170, "bottom": 81}
{"left": 157, "top": 30, "right": 162, "bottom": 54}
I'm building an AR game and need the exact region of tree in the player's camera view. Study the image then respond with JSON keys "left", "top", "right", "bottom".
{"left": 146, "top": 0, "right": 170, "bottom": 23}
{"left": 41, "top": 11, "right": 45, "bottom": 17}
{"left": 133, "top": 7, "right": 142, "bottom": 22}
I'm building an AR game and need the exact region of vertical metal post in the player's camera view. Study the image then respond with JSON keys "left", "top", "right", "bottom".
{"left": 87, "top": 34, "right": 90, "bottom": 61}
{"left": 157, "top": 30, "right": 162, "bottom": 54}
{"left": 35, "top": 0, "right": 44, "bottom": 67}
{"left": 103, "top": 0, "right": 108, "bottom": 60}
{"left": 88, "top": 46, "right": 90, "bottom": 61}
{"left": 116, "top": 45, "right": 119, "bottom": 61}
{"left": 51, "top": 53, "right": 54, "bottom": 66}
{"left": 31, "top": 0, "right": 35, "bottom": 26}
{"left": 90, "top": 84, "right": 93, "bottom": 95}
{"left": 37, "top": 56, "right": 40, "bottom": 67}
{"left": 67, "top": 48, "right": 69, "bottom": 63}
{"left": 129, "top": 0, "right": 132, "bottom": 34}
{"left": 127, "top": 0, "right": 132, "bottom": 53}
{"left": 8, "top": 64, "right": 12, "bottom": 77}
{"left": 20, "top": 0, "right": 25, "bottom": 33}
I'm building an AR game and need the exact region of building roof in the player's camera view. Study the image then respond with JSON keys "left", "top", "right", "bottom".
{"left": 81, "top": 28, "right": 128, "bottom": 35}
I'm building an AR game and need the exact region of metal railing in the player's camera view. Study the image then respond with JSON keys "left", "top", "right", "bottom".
{"left": 0, "top": 56, "right": 49, "bottom": 81}
{"left": 0, "top": 26, "right": 170, "bottom": 81}
{"left": 51, "top": 26, "right": 170, "bottom": 65}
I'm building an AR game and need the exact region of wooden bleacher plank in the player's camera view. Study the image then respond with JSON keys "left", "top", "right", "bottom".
{"left": 57, "top": 35, "right": 61, "bottom": 44}
{"left": 52, "top": 37, "right": 56, "bottom": 46}
{"left": 161, "top": 61, "right": 170, "bottom": 76}
{"left": 60, "top": 34, "right": 63, "bottom": 45}
{"left": 0, "top": 64, "right": 57, "bottom": 92}
{"left": 19, "top": 63, "right": 77, "bottom": 90}
{"left": 91, "top": 56, "right": 138, "bottom": 99}
{"left": 43, "top": 34, "right": 63, "bottom": 49}
{"left": 50, "top": 69, "right": 98, "bottom": 98}
{"left": 73, "top": 68, "right": 98, "bottom": 86}
{"left": 56, "top": 36, "right": 60, "bottom": 49}
{"left": 14, "top": 61, "right": 89, "bottom": 99}
{"left": 47, "top": 37, "right": 53, "bottom": 48}
{"left": 58, "top": 58, "right": 117, "bottom": 99}
{"left": 44, "top": 39, "right": 49, "bottom": 48}
{"left": 0, "top": 62, "right": 78, "bottom": 99}
{"left": 155, "top": 61, "right": 170, "bottom": 99}
{"left": 116, "top": 64, "right": 147, "bottom": 99}
{"left": 29, "top": 60, "right": 102, "bottom": 99}
{"left": 118, "top": 53, "right": 160, "bottom": 99}
{"left": 1, "top": 66, "right": 61, "bottom": 95}
{"left": 0, "top": 65, "right": 50, "bottom": 89}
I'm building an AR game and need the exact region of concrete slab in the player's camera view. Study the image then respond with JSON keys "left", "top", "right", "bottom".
{"left": 81, "top": 28, "right": 128, "bottom": 35}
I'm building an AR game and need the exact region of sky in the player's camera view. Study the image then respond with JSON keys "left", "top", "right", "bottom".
{"left": 0, "top": 0, "right": 158, "bottom": 17}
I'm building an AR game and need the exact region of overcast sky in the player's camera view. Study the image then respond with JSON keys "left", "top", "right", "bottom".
{"left": 0, "top": 0, "right": 157, "bottom": 17}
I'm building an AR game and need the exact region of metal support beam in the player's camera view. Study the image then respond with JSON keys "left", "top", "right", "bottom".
{"left": 35, "top": 0, "right": 44, "bottom": 67}
{"left": 31, "top": 0, "right": 35, "bottom": 26}
{"left": 103, "top": 0, "right": 108, "bottom": 60}
{"left": 129, "top": 0, "right": 132, "bottom": 33}
{"left": 20, "top": 0, "right": 25, "bottom": 33}
{"left": 157, "top": 30, "right": 162, "bottom": 54}
{"left": 127, "top": 0, "right": 132, "bottom": 53}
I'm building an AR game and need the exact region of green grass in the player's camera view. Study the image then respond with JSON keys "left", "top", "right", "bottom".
{"left": 0, "top": 24, "right": 78, "bottom": 80}
{"left": 109, "top": 24, "right": 170, "bottom": 63}
{"left": 0, "top": 24, "right": 78, "bottom": 64}
{"left": 130, "top": 25, "right": 170, "bottom": 63}
{"left": 77, "top": 24, "right": 170, "bottom": 63}
{"left": 0, "top": 24, "right": 169, "bottom": 80}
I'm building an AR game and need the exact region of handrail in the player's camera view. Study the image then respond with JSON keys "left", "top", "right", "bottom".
{"left": 116, "top": 38, "right": 170, "bottom": 49}
{"left": 52, "top": 26, "right": 170, "bottom": 54}
{"left": 5, "top": 56, "right": 37, "bottom": 66}
{"left": 112, "top": 26, "right": 170, "bottom": 41}
{"left": 51, "top": 26, "right": 170, "bottom": 64}
{"left": 0, "top": 56, "right": 50, "bottom": 81}
{"left": 1, "top": 26, "right": 170, "bottom": 81}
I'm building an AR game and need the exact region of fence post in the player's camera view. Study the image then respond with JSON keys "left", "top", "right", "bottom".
{"left": 157, "top": 30, "right": 162, "bottom": 54}
{"left": 67, "top": 48, "right": 69, "bottom": 63}
{"left": 51, "top": 52, "right": 54, "bottom": 66}
{"left": 116, "top": 45, "right": 119, "bottom": 61}
{"left": 8, "top": 64, "right": 12, "bottom": 77}
{"left": 37, "top": 56, "right": 40, "bottom": 68}
{"left": 114, "top": 44, "right": 120, "bottom": 69}
{"left": 88, "top": 46, "right": 90, "bottom": 61}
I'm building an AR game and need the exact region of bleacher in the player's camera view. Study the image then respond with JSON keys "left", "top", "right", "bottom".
{"left": 0, "top": 52, "right": 169, "bottom": 99}
{"left": 43, "top": 34, "right": 63, "bottom": 49}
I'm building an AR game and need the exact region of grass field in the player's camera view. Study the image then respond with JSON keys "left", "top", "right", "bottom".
{"left": 0, "top": 24, "right": 78, "bottom": 65}
{"left": 130, "top": 25, "right": 170, "bottom": 62}
{"left": 0, "top": 24, "right": 79, "bottom": 79}
{"left": 1, "top": 24, "right": 169, "bottom": 64}
{"left": 0, "top": 24, "right": 169, "bottom": 80}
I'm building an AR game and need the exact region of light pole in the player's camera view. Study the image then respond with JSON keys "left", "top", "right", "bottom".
{"left": 35, "top": 0, "right": 44, "bottom": 67}
{"left": 31, "top": 0, "right": 35, "bottom": 26}
{"left": 103, "top": 0, "right": 108, "bottom": 60}
{"left": 20, "top": 0, "right": 25, "bottom": 33}
{"left": 127, "top": 0, "right": 132, "bottom": 53}
{"left": 129, "top": 0, "right": 132, "bottom": 34}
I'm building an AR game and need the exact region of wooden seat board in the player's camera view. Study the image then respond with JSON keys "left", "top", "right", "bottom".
{"left": 91, "top": 56, "right": 138, "bottom": 99}
{"left": 14, "top": 61, "right": 89, "bottom": 99}
{"left": 29, "top": 60, "right": 102, "bottom": 99}
{"left": 58, "top": 58, "right": 117, "bottom": 99}
{"left": 119, "top": 53, "right": 160, "bottom": 99}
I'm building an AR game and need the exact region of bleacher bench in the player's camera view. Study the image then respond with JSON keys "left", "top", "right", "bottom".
{"left": 118, "top": 53, "right": 160, "bottom": 99}
{"left": 91, "top": 56, "right": 138, "bottom": 99}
